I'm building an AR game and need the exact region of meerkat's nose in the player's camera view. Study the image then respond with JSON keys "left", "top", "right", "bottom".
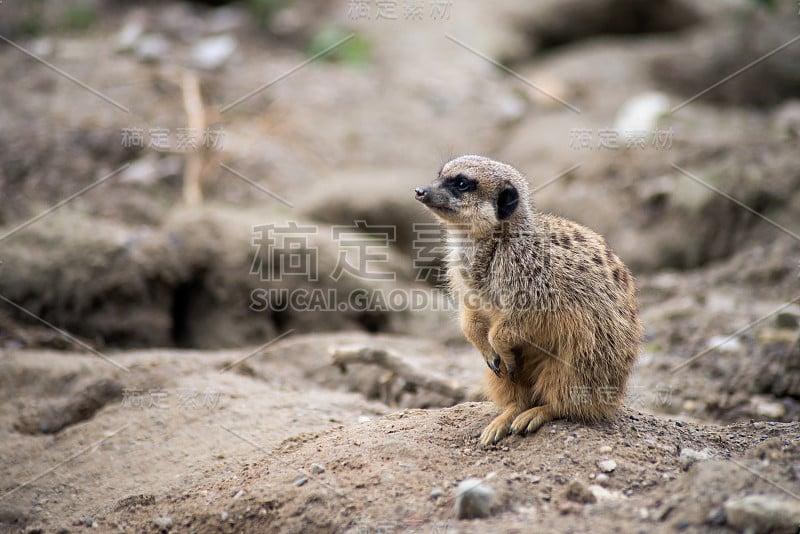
{"left": 414, "top": 186, "right": 428, "bottom": 202}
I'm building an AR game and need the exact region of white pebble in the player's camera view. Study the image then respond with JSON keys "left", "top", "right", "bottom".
{"left": 597, "top": 459, "right": 617, "bottom": 473}
{"left": 455, "top": 478, "right": 494, "bottom": 519}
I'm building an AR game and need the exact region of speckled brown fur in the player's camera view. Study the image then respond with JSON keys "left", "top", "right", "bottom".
{"left": 415, "top": 155, "right": 643, "bottom": 446}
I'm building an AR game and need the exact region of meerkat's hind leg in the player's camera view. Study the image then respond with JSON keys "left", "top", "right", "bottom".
{"left": 510, "top": 404, "right": 556, "bottom": 436}
{"left": 479, "top": 405, "right": 520, "bottom": 447}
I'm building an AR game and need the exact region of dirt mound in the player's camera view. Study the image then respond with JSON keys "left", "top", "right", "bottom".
{"left": 104, "top": 403, "right": 800, "bottom": 533}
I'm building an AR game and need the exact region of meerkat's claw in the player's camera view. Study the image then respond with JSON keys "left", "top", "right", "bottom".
{"left": 491, "top": 356, "right": 502, "bottom": 377}
{"left": 510, "top": 406, "right": 554, "bottom": 436}
{"left": 485, "top": 358, "right": 500, "bottom": 377}
{"left": 479, "top": 420, "right": 510, "bottom": 447}
{"left": 479, "top": 407, "right": 518, "bottom": 447}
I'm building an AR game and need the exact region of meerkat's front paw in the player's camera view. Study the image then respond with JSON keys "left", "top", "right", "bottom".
{"left": 479, "top": 407, "right": 517, "bottom": 447}
{"left": 510, "top": 406, "right": 554, "bottom": 436}
{"left": 480, "top": 419, "right": 510, "bottom": 447}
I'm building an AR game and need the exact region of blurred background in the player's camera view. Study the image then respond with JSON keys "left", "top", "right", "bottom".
{"left": 1, "top": 0, "right": 800, "bottom": 531}
{"left": 1, "top": 0, "right": 799, "bottom": 411}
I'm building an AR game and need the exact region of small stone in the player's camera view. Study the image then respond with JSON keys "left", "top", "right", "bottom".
{"left": 595, "top": 473, "right": 609, "bottom": 484}
{"left": 564, "top": 480, "right": 596, "bottom": 504}
{"left": 597, "top": 459, "right": 617, "bottom": 473}
{"left": 357, "top": 416, "right": 371, "bottom": 423}
{"left": 233, "top": 490, "right": 245, "bottom": 499}
{"left": 775, "top": 311, "right": 799, "bottom": 329}
{"left": 598, "top": 445, "right": 613, "bottom": 454}
{"left": 679, "top": 448, "right": 712, "bottom": 470}
{"left": 191, "top": 35, "right": 237, "bottom": 70}
{"left": 707, "top": 335, "right": 742, "bottom": 353}
{"left": 220, "top": 511, "right": 229, "bottom": 521}
{"left": 775, "top": 312, "right": 800, "bottom": 330}
{"left": 588, "top": 485, "right": 625, "bottom": 501}
{"left": 116, "top": 21, "right": 143, "bottom": 51}
{"left": 310, "top": 463, "right": 325, "bottom": 475}
{"left": 529, "top": 475, "right": 541, "bottom": 484}
{"left": 153, "top": 516, "right": 172, "bottom": 529}
{"left": 136, "top": 34, "right": 170, "bottom": 62}
{"left": 454, "top": 478, "right": 495, "bottom": 519}
{"left": 724, "top": 495, "right": 800, "bottom": 534}
{"left": 707, "top": 507, "right": 726, "bottom": 525}
{"left": 429, "top": 487, "right": 444, "bottom": 499}
{"left": 614, "top": 92, "right": 670, "bottom": 141}
{"left": 293, "top": 476, "right": 308, "bottom": 487}
{"left": 30, "top": 38, "right": 54, "bottom": 57}
{"left": 755, "top": 400, "right": 786, "bottom": 420}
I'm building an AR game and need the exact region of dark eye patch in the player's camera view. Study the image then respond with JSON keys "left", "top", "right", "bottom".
{"left": 444, "top": 174, "right": 477, "bottom": 196}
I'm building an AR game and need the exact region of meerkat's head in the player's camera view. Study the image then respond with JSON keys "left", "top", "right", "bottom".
{"left": 415, "top": 155, "right": 531, "bottom": 235}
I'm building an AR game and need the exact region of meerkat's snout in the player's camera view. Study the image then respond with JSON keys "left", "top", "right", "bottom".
{"left": 414, "top": 186, "right": 428, "bottom": 202}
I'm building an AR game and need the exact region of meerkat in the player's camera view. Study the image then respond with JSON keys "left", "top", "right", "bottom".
{"left": 414, "top": 155, "right": 643, "bottom": 446}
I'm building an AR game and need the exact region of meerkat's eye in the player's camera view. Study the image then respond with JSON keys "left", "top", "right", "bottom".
{"left": 447, "top": 174, "right": 476, "bottom": 195}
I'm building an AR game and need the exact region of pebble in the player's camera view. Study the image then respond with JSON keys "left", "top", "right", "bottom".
{"left": 220, "top": 511, "right": 229, "bottom": 521}
{"left": 136, "top": 34, "right": 170, "bottom": 62}
{"left": 293, "top": 476, "right": 309, "bottom": 487}
{"left": 755, "top": 400, "right": 786, "bottom": 420}
{"left": 310, "top": 463, "right": 325, "bottom": 475}
{"left": 564, "top": 480, "right": 596, "bottom": 504}
{"left": 116, "top": 21, "right": 143, "bottom": 51}
{"left": 679, "top": 448, "right": 712, "bottom": 470}
{"left": 192, "top": 35, "right": 237, "bottom": 70}
{"left": 707, "top": 335, "right": 742, "bottom": 353}
{"left": 454, "top": 478, "right": 494, "bottom": 519}
{"left": 597, "top": 459, "right": 617, "bottom": 473}
{"left": 30, "top": 38, "right": 54, "bottom": 57}
{"left": 588, "top": 485, "right": 625, "bottom": 501}
{"left": 153, "top": 516, "right": 172, "bottom": 529}
{"left": 357, "top": 416, "right": 371, "bottom": 423}
{"left": 598, "top": 445, "right": 613, "bottom": 454}
{"left": 724, "top": 495, "right": 800, "bottom": 534}
{"left": 429, "top": 487, "right": 444, "bottom": 499}
{"left": 775, "top": 311, "right": 799, "bottom": 329}
{"left": 595, "top": 473, "right": 609, "bottom": 484}
{"left": 614, "top": 92, "right": 670, "bottom": 140}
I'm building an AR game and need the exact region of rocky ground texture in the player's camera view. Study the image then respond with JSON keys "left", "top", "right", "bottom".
{"left": 1, "top": 0, "right": 799, "bottom": 532}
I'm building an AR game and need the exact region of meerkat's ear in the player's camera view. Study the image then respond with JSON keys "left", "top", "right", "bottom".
{"left": 496, "top": 185, "right": 519, "bottom": 219}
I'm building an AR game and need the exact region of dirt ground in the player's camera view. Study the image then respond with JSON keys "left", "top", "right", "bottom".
{"left": 1, "top": 0, "right": 799, "bottom": 533}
